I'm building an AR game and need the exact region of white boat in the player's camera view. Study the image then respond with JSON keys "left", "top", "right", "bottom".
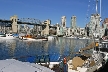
{"left": 0, "top": 34, "right": 5, "bottom": 37}
{"left": 79, "top": 36, "right": 90, "bottom": 40}
{"left": 95, "top": 38, "right": 99, "bottom": 41}
{"left": 67, "top": 38, "right": 108, "bottom": 72}
{"left": 0, "top": 59, "right": 54, "bottom": 72}
{"left": 0, "top": 34, "right": 16, "bottom": 39}
{"left": 26, "top": 38, "right": 37, "bottom": 41}
{"left": 48, "top": 36, "right": 55, "bottom": 40}
{"left": 19, "top": 36, "right": 27, "bottom": 40}
{"left": 26, "top": 38, "right": 48, "bottom": 41}
{"left": 37, "top": 62, "right": 60, "bottom": 69}
{"left": 66, "top": 36, "right": 78, "bottom": 39}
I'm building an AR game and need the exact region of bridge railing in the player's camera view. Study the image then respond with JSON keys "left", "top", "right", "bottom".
{"left": 17, "top": 18, "right": 42, "bottom": 25}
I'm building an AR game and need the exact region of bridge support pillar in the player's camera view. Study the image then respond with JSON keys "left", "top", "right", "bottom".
{"left": 10, "top": 15, "right": 18, "bottom": 33}
{"left": 41, "top": 19, "right": 50, "bottom": 36}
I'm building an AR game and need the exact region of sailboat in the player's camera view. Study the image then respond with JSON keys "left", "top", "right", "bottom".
{"left": 67, "top": 0, "right": 108, "bottom": 72}
{"left": 67, "top": 42, "right": 108, "bottom": 72}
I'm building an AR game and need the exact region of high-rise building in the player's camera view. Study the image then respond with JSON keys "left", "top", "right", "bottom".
{"left": 71, "top": 15, "right": 76, "bottom": 29}
{"left": 61, "top": 16, "right": 66, "bottom": 28}
{"left": 88, "top": 14, "right": 101, "bottom": 36}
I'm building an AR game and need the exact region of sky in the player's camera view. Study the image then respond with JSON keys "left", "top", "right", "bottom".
{"left": 0, "top": 0, "right": 108, "bottom": 28}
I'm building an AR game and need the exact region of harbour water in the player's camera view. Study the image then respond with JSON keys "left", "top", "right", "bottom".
{"left": 0, "top": 37, "right": 92, "bottom": 63}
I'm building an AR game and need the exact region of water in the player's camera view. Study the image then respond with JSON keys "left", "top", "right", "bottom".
{"left": 0, "top": 37, "right": 92, "bottom": 63}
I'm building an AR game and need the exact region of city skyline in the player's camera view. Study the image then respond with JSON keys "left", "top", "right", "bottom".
{"left": 0, "top": 0, "right": 108, "bottom": 28}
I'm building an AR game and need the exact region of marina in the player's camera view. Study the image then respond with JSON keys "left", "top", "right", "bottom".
{"left": 1, "top": 0, "right": 108, "bottom": 72}
{"left": 1, "top": 36, "right": 108, "bottom": 72}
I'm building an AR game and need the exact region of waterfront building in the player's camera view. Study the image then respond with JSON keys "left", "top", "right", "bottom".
{"left": 79, "top": 28, "right": 85, "bottom": 36}
{"left": 88, "top": 14, "right": 101, "bottom": 37}
{"left": 5, "top": 26, "right": 12, "bottom": 33}
{"left": 60, "top": 26, "right": 64, "bottom": 36}
{"left": 0, "top": 25, "right": 12, "bottom": 33}
{"left": 70, "top": 29, "right": 72, "bottom": 36}
{"left": 61, "top": 16, "right": 66, "bottom": 28}
{"left": 24, "top": 24, "right": 30, "bottom": 34}
{"left": 66, "top": 27, "right": 70, "bottom": 36}
{"left": 56, "top": 23, "right": 61, "bottom": 35}
{"left": 71, "top": 15, "right": 76, "bottom": 29}
{"left": 70, "top": 15, "right": 78, "bottom": 36}
{"left": 60, "top": 16, "right": 67, "bottom": 36}
{"left": 75, "top": 27, "right": 80, "bottom": 36}
{"left": 17, "top": 24, "right": 21, "bottom": 33}
{"left": 70, "top": 28, "right": 76, "bottom": 36}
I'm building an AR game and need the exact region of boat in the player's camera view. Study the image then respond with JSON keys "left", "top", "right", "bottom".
{"left": 19, "top": 34, "right": 48, "bottom": 41}
{"left": 0, "top": 33, "right": 6, "bottom": 37}
{"left": 66, "top": 35, "right": 78, "bottom": 39}
{"left": 48, "top": 36, "right": 55, "bottom": 40}
{"left": 19, "top": 34, "right": 34, "bottom": 40}
{"left": 19, "top": 36, "right": 27, "bottom": 40}
{"left": 0, "top": 33, "right": 16, "bottom": 39}
{"left": 67, "top": 41, "right": 108, "bottom": 72}
{"left": 66, "top": 1, "right": 107, "bottom": 71}
{"left": 0, "top": 59, "right": 54, "bottom": 72}
{"left": 12, "top": 33, "right": 19, "bottom": 38}
{"left": 12, "top": 54, "right": 62, "bottom": 71}
{"left": 78, "top": 36, "right": 90, "bottom": 40}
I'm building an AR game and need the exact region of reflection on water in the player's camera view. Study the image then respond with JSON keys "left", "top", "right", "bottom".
{"left": 0, "top": 38, "right": 92, "bottom": 62}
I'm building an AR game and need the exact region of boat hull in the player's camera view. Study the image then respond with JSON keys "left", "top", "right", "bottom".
{"left": 0, "top": 37, "right": 16, "bottom": 39}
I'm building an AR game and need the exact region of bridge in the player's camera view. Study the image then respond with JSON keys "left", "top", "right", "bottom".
{"left": 0, "top": 15, "right": 57, "bottom": 35}
{"left": 0, "top": 18, "right": 56, "bottom": 27}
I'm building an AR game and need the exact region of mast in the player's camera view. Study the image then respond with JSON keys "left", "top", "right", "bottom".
{"left": 100, "top": 0, "right": 101, "bottom": 17}
{"left": 96, "top": 0, "right": 98, "bottom": 14}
